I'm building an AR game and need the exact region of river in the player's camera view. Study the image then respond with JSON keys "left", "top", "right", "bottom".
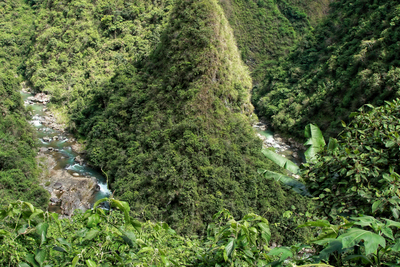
{"left": 21, "top": 91, "right": 111, "bottom": 213}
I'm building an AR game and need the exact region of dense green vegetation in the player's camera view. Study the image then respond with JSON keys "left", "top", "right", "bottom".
{"left": 303, "top": 99, "right": 400, "bottom": 220}
{"left": 0, "top": 199, "right": 276, "bottom": 266}
{"left": 25, "top": 0, "right": 173, "bottom": 108}
{"left": 0, "top": 0, "right": 48, "bottom": 208}
{"left": 72, "top": 0, "right": 313, "bottom": 241}
{"left": 220, "top": 0, "right": 330, "bottom": 80}
{"left": 0, "top": 73, "right": 49, "bottom": 209}
{"left": 0, "top": 0, "right": 35, "bottom": 77}
{"left": 253, "top": 0, "right": 400, "bottom": 138}
{"left": 1, "top": 0, "right": 400, "bottom": 265}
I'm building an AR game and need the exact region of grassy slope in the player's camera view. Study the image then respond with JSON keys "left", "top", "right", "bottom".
{"left": 253, "top": 0, "right": 400, "bottom": 138}
{"left": 0, "top": 0, "right": 49, "bottom": 208}
{"left": 74, "top": 0, "right": 312, "bottom": 242}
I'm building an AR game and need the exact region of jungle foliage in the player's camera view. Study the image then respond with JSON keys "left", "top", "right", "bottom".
{"left": 219, "top": 0, "right": 326, "bottom": 77}
{"left": 0, "top": 199, "right": 279, "bottom": 267}
{"left": 72, "top": 0, "right": 313, "bottom": 242}
{"left": 2, "top": 199, "right": 399, "bottom": 267}
{"left": 0, "top": 0, "right": 49, "bottom": 208}
{"left": 25, "top": 0, "right": 173, "bottom": 107}
{"left": 302, "top": 100, "right": 400, "bottom": 220}
{"left": 0, "top": 73, "right": 49, "bottom": 209}
{"left": 253, "top": 0, "right": 400, "bottom": 138}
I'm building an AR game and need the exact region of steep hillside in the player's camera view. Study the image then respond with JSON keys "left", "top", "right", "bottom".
{"left": 0, "top": 0, "right": 49, "bottom": 208}
{"left": 253, "top": 0, "right": 400, "bottom": 138}
{"left": 0, "top": 0, "right": 35, "bottom": 76}
{"left": 73, "top": 0, "right": 312, "bottom": 241}
{"left": 25, "top": 0, "right": 173, "bottom": 108}
{"left": 219, "top": 0, "right": 331, "bottom": 80}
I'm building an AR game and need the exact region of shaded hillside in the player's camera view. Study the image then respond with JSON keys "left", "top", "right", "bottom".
{"left": 74, "top": 0, "right": 312, "bottom": 242}
{"left": 219, "top": 0, "right": 331, "bottom": 80}
{"left": 253, "top": 0, "right": 400, "bottom": 138}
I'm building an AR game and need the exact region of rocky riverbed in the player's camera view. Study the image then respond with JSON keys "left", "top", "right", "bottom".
{"left": 21, "top": 87, "right": 110, "bottom": 217}
{"left": 253, "top": 121, "right": 305, "bottom": 164}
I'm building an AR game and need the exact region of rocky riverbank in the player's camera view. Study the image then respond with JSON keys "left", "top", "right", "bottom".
{"left": 253, "top": 121, "right": 305, "bottom": 161}
{"left": 22, "top": 87, "right": 106, "bottom": 217}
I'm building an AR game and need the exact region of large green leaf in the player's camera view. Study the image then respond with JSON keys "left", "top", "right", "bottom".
{"left": 130, "top": 218, "right": 142, "bottom": 232}
{"left": 341, "top": 228, "right": 385, "bottom": 255}
{"left": 327, "top": 138, "right": 338, "bottom": 151}
{"left": 317, "top": 240, "right": 343, "bottom": 261}
{"left": 343, "top": 255, "right": 373, "bottom": 264}
{"left": 93, "top": 197, "right": 108, "bottom": 209}
{"left": 268, "top": 247, "right": 293, "bottom": 262}
{"left": 110, "top": 199, "right": 130, "bottom": 224}
{"left": 258, "top": 222, "right": 271, "bottom": 244}
{"left": 225, "top": 238, "right": 235, "bottom": 258}
{"left": 83, "top": 229, "right": 100, "bottom": 242}
{"left": 87, "top": 214, "right": 102, "bottom": 228}
{"left": 36, "top": 222, "right": 49, "bottom": 246}
{"left": 392, "top": 238, "right": 400, "bottom": 252}
{"left": 35, "top": 249, "right": 46, "bottom": 267}
{"left": 71, "top": 256, "right": 79, "bottom": 267}
{"left": 121, "top": 229, "right": 136, "bottom": 247}
{"left": 261, "top": 149, "right": 299, "bottom": 174}
{"left": 86, "top": 259, "right": 97, "bottom": 267}
{"left": 261, "top": 169, "right": 310, "bottom": 196}
{"left": 384, "top": 218, "right": 400, "bottom": 228}
{"left": 304, "top": 124, "right": 326, "bottom": 162}
{"left": 25, "top": 254, "right": 39, "bottom": 267}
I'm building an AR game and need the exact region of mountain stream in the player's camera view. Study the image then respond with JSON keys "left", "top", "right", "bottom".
{"left": 21, "top": 90, "right": 111, "bottom": 216}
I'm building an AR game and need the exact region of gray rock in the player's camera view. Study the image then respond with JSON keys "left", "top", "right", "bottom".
{"left": 39, "top": 147, "right": 48, "bottom": 153}
{"left": 50, "top": 197, "right": 60, "bottom": 203}
{"left": 72, "top": 173, "right": 80, "bottom": 177}
{"left": 43, "top": 137, "right": 50, "bottom": 142}
{"left": 54, "top": 182, "right": 63, "bottom": 189}
{"left": 74, "top": 155, "right": 84, "bottom": 165}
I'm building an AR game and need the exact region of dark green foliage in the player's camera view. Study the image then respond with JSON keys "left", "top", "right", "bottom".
{"left": 0, "top": 74, "right": 49, "bottom": 209}
{"left": 253, "top": 0, "right": 400, "bottom": 138}
{"left": 73, "top": 0, "right": 312, "bottom": 242}
{"left": 0, "top": 199, "right": 201, "bottom": 266}
{"left": 302, "top": 100, "right": 400, "bottom": 219}
{"left": 297, "top": 216, "right": 400, "bottom": 267}
{"left": 0, "top": 199, "right": 274, "bottom": 266}
{"left": 0, "top": 0, "right": 48, "bottom": 209}
{"left": 219, "top": 0, "right": 330, "bottom": 81}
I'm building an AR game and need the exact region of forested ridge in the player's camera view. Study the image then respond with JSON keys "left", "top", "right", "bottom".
{"left": 1, "top": 0, "right": 400, "bottom": 266}
{"left": 253, "top": 0, "right": 400, "bottom": 138}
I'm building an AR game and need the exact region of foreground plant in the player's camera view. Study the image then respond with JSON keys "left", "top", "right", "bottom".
{"left": 297, "top": 216, "right": 400, "bottom": 267}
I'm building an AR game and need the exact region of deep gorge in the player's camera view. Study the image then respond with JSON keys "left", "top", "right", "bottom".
{"left": 1, "top": 0, "right": 400, "bottom": 266}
